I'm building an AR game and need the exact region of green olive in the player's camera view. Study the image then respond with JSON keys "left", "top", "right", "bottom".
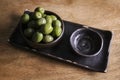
{"left": 43, "top": 35, "right": 54, "bottom": 43}
{"left": 51, "top": 15, "right": 57, "bottom": 21}
{"left": 36, "top": 18, "right": 46, "bottom": 26}
{"left": 42, "top": 23, "right": 53, "bottom": 35}
{"left": 52, "top": 20, "right": 61, "bottom": 27}
{"left": 24, "top": 28, "right": 34, "bottom": 37}
{"left": 27, "top": 20, "right": 36, "bottom": 28}
{"left": 42, "top": 14, "right": 47, "bottom": 17}
{"left": 33, "top": 11, "right": 42, "bottom": 19}
{"left": 21, "top": 13, "right": 30, "bottom": 24}
{"left": 45, "top": 15, "right": 52, "bottom": 23}
{"left": 32, "top": 32, "right": 43, "bottom": 43}
{"left": 35, "top": 7, "right": 45, "bottom": 14}
{"left": 52, "top": 26, "right": 62, "bottom": 37}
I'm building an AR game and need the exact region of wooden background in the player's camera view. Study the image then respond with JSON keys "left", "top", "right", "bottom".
{"left": 0, "top": 0, "right": 120, "bottom": 80}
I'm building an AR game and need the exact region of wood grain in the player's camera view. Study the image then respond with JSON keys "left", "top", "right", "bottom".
{"left": 0, "top": 0, "right": 120, "bottom": 80}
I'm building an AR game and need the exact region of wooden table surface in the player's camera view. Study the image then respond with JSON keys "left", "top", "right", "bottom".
{"left": 0, "top": 0, "right": 120, "bottom": 80}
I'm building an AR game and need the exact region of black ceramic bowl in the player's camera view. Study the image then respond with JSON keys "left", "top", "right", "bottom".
{"left": 70, "top": 28, "right": 103, "bottom": 57}
{"left": 20, "top": 10, "right": 64, "bottom": 48}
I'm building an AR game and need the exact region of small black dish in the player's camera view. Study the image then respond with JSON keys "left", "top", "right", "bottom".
{"left": 19, "top": 10, "right": 64, "bottom": 48}
{"left": 70, "top": 28, "right": 103, "bottom": 57}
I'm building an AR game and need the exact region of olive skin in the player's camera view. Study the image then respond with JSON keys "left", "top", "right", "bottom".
{"left": 32, "top": 32, "right": 43, "bottom": 43}
{"left": 42, "top": 14, "right": 47, "bottom": 17}
{"left": 43, "top": 35, "right": 54, "bottom": 43}
{"left": 52, "top": 20, "right": 61, "bottom": 27}
{"left": 36, "top": 18, "right": 46, "bottom": 26}
{"left": 21, "top": 13, "right": 30, "bottom": 24}
{"left": 35, "top": 7, "right": 45, "bottom": 14}
{"left": 45, "top": 15, "right": 52, "bottom": 23}
{"left": 42, "top": 23, "right": 53, "bottom": 35}
{"left": 33, "top": 11, "right": 42, "bottom": 19}
{"left": 24, "top": 28, "right": 34, "bottom": 38}
{"left": 51, "top": 15, "right": 57, "bottom": 21}
{"left": 52, "top": 26, "right": 62, "bottom": 37}
{"left": 27, "top": 20, "right": 36, "bottom": 28}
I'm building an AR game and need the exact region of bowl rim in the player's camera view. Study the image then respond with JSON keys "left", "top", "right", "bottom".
{"left": 70, "top": 28, "right": 104, "bottom": 57}
{"left": 19, "top": 10, "right": 64, "bottom": 47}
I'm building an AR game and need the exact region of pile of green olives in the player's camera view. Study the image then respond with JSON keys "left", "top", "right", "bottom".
{"left": 21, "top": 7, "right": 62, "bottom": 43}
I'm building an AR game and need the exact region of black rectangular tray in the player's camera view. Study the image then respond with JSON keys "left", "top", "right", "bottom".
{"left": 8, "top": 20, "right": 112, "bottom": 72}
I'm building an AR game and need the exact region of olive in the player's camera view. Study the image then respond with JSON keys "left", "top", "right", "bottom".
{"left": 43, "top": 35, "right": 54, "bottom": 43}
{"left": 36, "top": 18, "right": 46, "bottom": 26}
{"left": 24, "top": 28, "right": 34, "bottom": 38}
{"left": 35, "top": 7, "right": 45, "bottom": 14}
{"left": 21, "top": 13, "right": 30, "bottom": 24}
{"left": 33, "top": 11, "right": 42, "bottom": 19}
{"left": 28, "top": 20, "right": 36, "bottom": 28}
{"left": 32, "top": 32, "right": 43, "bottom": 43}
{"left": 51, "top": 15, "right": 57, "bottom": 21}
{"left": 42, "top": 23, "right": 53, "bottom": 35}
{"left": 42, "top": 14, "right": 47, "bottom": 17}
{"left": 45, "top": 15, "right": 52, "bottom": 23}
{"left": 52, "top": 20, "right": 61, "bottom": 27}
{"left": 52, "top": 26, "right": 62, "bottom": 37}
